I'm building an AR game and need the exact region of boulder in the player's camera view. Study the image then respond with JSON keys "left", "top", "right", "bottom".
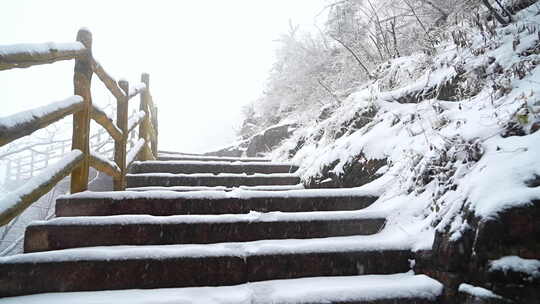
{"left": 307, "top": 153, "right": 387, "bottom": 189}
{"left": 245, "top": 124, "right": 296, "bottom": 157}
{"left": 415, "top": 202, "right": 540, "bottom": 303}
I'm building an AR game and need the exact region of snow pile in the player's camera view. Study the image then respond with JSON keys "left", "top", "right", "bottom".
{"left": 264, "top": 5, "right": 540, "bottom": 248}
{"left": 458, "top": 283, "right": 503, "bottom": 299}
{"left": 463, "top": 132, "right": 540, "bottom": 218}
{"left": 489, "top": 256, "right": 540, "bottom": 280}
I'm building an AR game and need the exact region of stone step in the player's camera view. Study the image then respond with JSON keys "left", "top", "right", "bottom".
{"left": 0, "top": 234, "right": 413, "bottom": 297}
{"left": 157, "top": 153, "right": 271, "bottom": 162}
{"left": 25, "top": 211, "right": 386, "bottom": 252}
{"left": 126, "top": 173, "right": 301, "bottom": 188}
{"left": 157, "top": 150, "right": 202, "bottom": 156}
{"left": 129, "top": 160, "right": 299, "bottom": 175}
{"left": 0, "top": 273, "right": 443, "bottom": 303}
{"left": 126, "top": 184, "right": 305, "bottom": 192}
{"left": 55, "top": 190, "right": 378, "bottom": 217}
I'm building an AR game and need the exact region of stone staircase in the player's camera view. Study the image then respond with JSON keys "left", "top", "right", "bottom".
{"left": 0, "top": 154, "right": 443, "bottom": 303}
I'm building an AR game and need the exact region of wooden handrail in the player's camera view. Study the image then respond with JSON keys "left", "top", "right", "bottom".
{"left": 0, "top": 28, "right": 159, "bottom": 226}
{"left": 128, "top": 82, "right": 146, "bottom": 100}
{"left": 0, "top": 96, "right": 84, "bottom": 147}
{"left": 0, "top": 42, "right": 87, "bottom": 71}
{"left": 127, "top": 111, "right": 146, "bottom": 135}
{"left": 89, "top": 151, "right": 121, "bottom": 179}
{"left": 90, "top": 105, "right": 123, "bottom": 142}
{"left": 0, "top": 150, "right": 84, "bottom": 226}
{"left": 92, "top": 60, "right": 124, "bottom": 100}
{"left": 126, "top": 138, "right": 146, "bottom": 168}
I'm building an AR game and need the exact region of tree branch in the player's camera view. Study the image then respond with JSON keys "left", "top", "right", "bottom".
{"left": 329, "top": 34, "right": 372, "bottom": 78}
{"left": 317, "top": 78, "right": 341, "bottom": 104}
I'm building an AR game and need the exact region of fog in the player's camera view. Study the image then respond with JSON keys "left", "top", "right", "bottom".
{"left": 0, "top": 0, "right": 326, "bottom": 153}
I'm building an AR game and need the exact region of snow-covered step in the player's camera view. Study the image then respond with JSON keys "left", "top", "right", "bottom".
{"left": 0, "top": 233, "right": 414, "bottom": 297}
{"left": 126, "top": 172, "right": 301, "bottom": 188}
{"left": 0, "top": 273, "right": 443, "bottom": 303}
{"left": 158, "top": 153, "right": 271, "bottom": 162}
{"left": 25, "top": 211, "right": 386, "bottom": 252}
{"left": 130, "top": 160, "right": 299, "bottom": 175}
{"left": 55, "top": 189, "right": 378, "bottom": 217}
{"left": 126, "top": 184, "right": 305, "bottom": 192}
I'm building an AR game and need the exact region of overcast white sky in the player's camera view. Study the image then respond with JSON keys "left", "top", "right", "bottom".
{"left": 0, "top": 0, "right": 327, "bottom": 153}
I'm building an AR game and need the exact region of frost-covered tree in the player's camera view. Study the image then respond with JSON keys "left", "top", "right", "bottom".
{"left": 241, "top": 0, "right": 481, "bottom": 134}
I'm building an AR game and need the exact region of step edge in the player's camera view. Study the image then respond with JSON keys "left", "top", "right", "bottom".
{"left": 30, "top": 211, "right": 387, "bottom": 227}
{"left": 0, "top": 273, "right": 443, "bottom": 304}
{"left": 132, "top": 160, "right": 298, "bottom": 167}
{"left": 57, "top": 188, "right": 378, "bottom": 201}
{"left": 2, "top": 232, "right": 413, "bottom": 264}
{"left": 126, "top": 173, "right": 300, "bottom": 178}
{"left": 125, "top": 184, "right": 306, "bottom": 192}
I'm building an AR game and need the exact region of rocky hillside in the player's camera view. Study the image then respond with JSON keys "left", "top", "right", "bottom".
{"left": 215, "top": 1, "right": 540, "bottom": 303}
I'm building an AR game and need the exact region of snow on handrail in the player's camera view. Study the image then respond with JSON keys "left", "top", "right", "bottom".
{"left": 0, "top": 42, "right": 86, "bottom": 71}
{"left": 0, "top": 96, "right": 84, "bottom": 147}
{"left": 0, "top": 28, "right": 159, "bottom": 205}
{"left": 0, "top": 150, "right": 84, "bottom": 226}
{"left": 126, "top": 138, "right": 146, "bottom": 167}
{"left": 89, "top": 151, "right": 121, "bottom": 179}
{"left": 92, "top": 60, "right": 125, "bottom": 100}
{"left": 127, "top": 111, "right": 146, "bottom": 134}
{"left": 128, "top": 82, "right": 147, "bottom": 100}
{"left": 91, "top": 104, "right": 123, "bottom": 141}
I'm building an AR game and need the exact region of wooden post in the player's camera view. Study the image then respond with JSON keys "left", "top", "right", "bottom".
{"left": 70, "top": 28, "right": 93, "bottom": 193}
{"left": 139, "top": 73, "right": 153, "bottom": 160}
{"left": 114, "top": 80, "right": 129, "bottom": 190}
{"left": 152, "top": 106, "right": 158, "bottom": 157}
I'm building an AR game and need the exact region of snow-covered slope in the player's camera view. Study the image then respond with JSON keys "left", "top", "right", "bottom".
{"left": 265, "top": 5, "right": 540, "bottom": 245}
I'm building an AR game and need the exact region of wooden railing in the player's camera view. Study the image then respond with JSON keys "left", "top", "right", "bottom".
{"left": 0, "top": 28, "right": 158, "bottom": 226}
